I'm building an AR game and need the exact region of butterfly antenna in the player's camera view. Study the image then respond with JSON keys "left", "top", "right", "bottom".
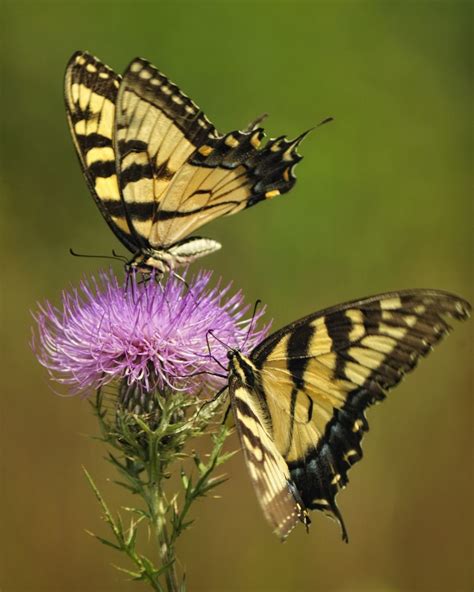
{"left": 241, "top": 299, "right": 262, "bottom": 351}
{"left": 111, "top": 249, "right": 129, "bottom": 263}
{"left": 180, "top": 369, "right": 227, "bottom": 380}
{"left": 69, "top": 248, "right": 128, "bottom": 264}
{"left": 207, "top": 330, "right": 232, "bottom": 352}
{"left": 206, "top": 330, "right": 228, "bottom": 372}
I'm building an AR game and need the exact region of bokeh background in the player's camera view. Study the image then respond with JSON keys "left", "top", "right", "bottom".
{"left": 2, "top": 1, "right": 472, "bottom": 591}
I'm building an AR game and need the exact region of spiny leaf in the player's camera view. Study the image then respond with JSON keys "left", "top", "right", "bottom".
{"left": 112, "top": 479, "right": 142, "bottom": 494}
{"left": 198, "top": 475, "right": 229, "bottom": 496}
{"left": 180, "top": 469, "right": 190, "bottom": 491}
{"left": 113, "top": 564, "right": 146, "bottom": 580}
{"left": 180, "top": 519, "right": 194, "bottom": 531}
{"left": 83, "top": 466, "right": 122, "bottom": 540}
{"left": 122, "top": 507, "right": 149, "bottom": 519}
{"left": 125, "top": 522, "right": 140, "bottom": 548}
{"left": 192, "top": 451, "right": 206, "bottom": 473}
{"left": 85, "top": 531, "right": 122, "bottom": 551}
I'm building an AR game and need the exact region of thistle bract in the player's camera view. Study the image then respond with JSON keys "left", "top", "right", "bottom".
{"left": 32, "top": 269, "right": 269, "bottom": 396}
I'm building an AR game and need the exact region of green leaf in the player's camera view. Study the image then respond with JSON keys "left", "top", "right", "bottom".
{"left": 141, "top": 553, "right": 171, "bottom": 575}
{"left": 83, "top": 467, "right": 121, "bottom": 538}
{"left": 180, "top": 519, "right": 194, "bottom": 531}
{"left": 122, "top": 507, "right": 149, "bottom": 519}
{"left": 113, "top": 564, "right": 145, "bottom": 580}
{"left": 112, "top": 480, "right": 142, "bottom": 494}
{"left": 192, "top": 452, "right": 206, "bottom": 474}
{"left": 180, "top": 468, "right": 189, "bottom": 491}
{"left": 125, "top": 522, "right": 139, "bottom": 548}
{"left": 198, "top": 475, "right": 229, "bottom": 496}
{"left": 85, "top": 531, "right": 122, "bottom": 551}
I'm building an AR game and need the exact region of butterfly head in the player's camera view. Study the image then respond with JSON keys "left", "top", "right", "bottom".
{"left": 126, "top": 249, "right": 174, "bottom": 275}
{"left": 124, "top": 252, "right": 202, "bottom": 276}
{"left": 227, "top": 349, "right": 257, "bottom": 388}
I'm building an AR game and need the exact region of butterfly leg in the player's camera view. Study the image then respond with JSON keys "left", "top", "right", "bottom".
{"left": 222, "top": 401, "right": 234, "bottom": 427}
{"left": 195, "top": 384, "right": 229, "bottom": 420}
{"left": 170, "top": 270, "right": 190, "bottom": 291}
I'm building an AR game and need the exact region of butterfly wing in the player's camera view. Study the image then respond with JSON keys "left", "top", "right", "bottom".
{"left": 64, "top": 51, "right": 136, "bottom": 252}
{"left": 249, "top": 290, "right": 470, "bottom": 540}
{"left": 229, "top": 375, "right": 310, "bottom": 540}
{"left": 114, "top": 57, "right": 306, "bottom": 250}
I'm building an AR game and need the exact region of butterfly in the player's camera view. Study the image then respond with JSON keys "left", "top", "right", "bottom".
{"left": 64, "top": 51, "right": 312, "bottom": 274}
{"left": 223, "top": 289, "right": 470, "bottom": 540}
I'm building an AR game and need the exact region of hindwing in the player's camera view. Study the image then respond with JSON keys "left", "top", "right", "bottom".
{"left": 242, "top": 290, "right": 470, "bottom": 540}
{"left": 114, "top": 57, "right": 307, "bottom": 250}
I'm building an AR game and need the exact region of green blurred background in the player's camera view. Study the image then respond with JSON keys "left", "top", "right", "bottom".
{"left": 2, "top": 1, "right": 472, "bottom": 591}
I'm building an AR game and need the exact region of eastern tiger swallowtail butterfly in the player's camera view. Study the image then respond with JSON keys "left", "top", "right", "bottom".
{"left": 64, "top": 51, "right": 312, "bottom": 274}
{"left": 223, "top": 289, "right": 470, "bottom": 540}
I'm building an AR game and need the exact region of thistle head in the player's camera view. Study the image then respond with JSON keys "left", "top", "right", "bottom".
{"left": 31, "top": 269, "right": 270, "bottom": 397}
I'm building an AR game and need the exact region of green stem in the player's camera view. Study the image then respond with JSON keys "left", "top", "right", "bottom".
{"left": 88, "top": 389, "right": 231, "bottom": 591}
{"left": 145, "top": 446, "right": 180, "bottom": 592}
{"left": 155, "top": 482, "right": 179, "bottom": 592}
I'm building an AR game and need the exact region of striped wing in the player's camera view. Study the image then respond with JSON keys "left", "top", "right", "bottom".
{"left": 229, "top": 377, "right": 310, "bottom": 540}
{"left": 114, "top": 57, "right": 306, "bottom": 249}
{"left": 64, "top": 51, "right": 136, "bottom": 252}
{"left": 250, "top": 290, "right": 471, "bottom": 541}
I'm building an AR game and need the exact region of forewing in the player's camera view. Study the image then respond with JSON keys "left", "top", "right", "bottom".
{"left": 251, "top": 290, "right": 471, "bottom": 540}
{"left": 229, "top": 378, "right": 310, "bottom": 540}
{"left": 115, "top": 58, "right": 306, "bottom": 249}
{"left": 114, "top": 57, "right": 219, "bottom": 247}
{"left": 64, "top": 51, "right": 136, "bottom": 251}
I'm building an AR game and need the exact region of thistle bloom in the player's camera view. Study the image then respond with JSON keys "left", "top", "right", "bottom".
{"left": 32, "top": 269, "right": 270, "bottom": 396}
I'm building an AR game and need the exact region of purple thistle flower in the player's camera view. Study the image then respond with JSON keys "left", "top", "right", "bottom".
{"left": 32, "top": 269, "right": 270, "bottom": 396}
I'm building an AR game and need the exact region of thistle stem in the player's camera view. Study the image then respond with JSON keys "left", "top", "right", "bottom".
{"left": 87, "top": 390, "right": 232, "bottom": 591}
{"left": 152, "top": 470, "right": 179, "bottom": 592}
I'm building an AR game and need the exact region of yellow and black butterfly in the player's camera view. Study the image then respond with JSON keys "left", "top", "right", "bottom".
{"left": 224, "top": 289, "right": 470, "bottom": 540}
{"left": 64, "top": 51, "right": 311, "bottom": 274}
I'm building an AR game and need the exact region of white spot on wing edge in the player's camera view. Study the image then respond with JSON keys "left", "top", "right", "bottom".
{"left": 380, "top": 296, "right": 402, "bottom": 310}
{"left": 139, "top": 68, "right": 152, "bottom": 80}
{"left": 130, "top": 61, "right": 142, "bottom": 73}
